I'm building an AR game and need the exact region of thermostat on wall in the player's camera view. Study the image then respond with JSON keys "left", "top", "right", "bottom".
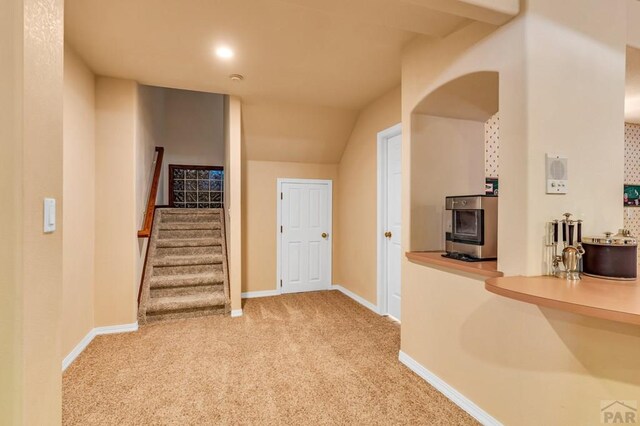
{"left": 546, "top": 154, "right": 568, "bottom": 194}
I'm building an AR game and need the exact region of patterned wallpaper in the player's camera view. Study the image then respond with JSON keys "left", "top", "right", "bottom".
{"left": 484, "top": 118, "right": 640, "bottom": 254}
{"left": 625, "top": 123, "right": 640, "bottom": 184}
{"left": 624, "top": 123, "right": 640, "bottom": 238}
{"left": 485, "top": 112, "right": 500, "bottom": 178}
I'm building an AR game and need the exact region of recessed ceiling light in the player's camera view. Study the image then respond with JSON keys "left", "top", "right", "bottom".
{"left": 215, "top": 46, "right": 234, "bottom": 59}
{"left": 229, "top": 74, "right": 244, "bottom": 82}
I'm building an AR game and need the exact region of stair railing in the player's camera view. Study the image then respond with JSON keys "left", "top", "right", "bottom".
{"left": 138, "top": 146, "right": 164, "bottom": 238}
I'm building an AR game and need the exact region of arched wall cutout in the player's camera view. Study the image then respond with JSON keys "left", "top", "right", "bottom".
{"left": 411, "top": 71, "right": 499, "bottom": 122}
{"left": 409, "top": 71, "right": 500, "bottom": 252}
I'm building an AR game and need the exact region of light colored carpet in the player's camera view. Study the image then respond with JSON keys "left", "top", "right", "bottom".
{"left": 63, "top": 291, "right": 477, "bottom": 425}
{"left": 138, "top": 208, "right": 230, "bottom": 324}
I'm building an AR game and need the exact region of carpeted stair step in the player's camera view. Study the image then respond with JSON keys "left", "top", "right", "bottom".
{"left": 145, "top": 305, "right": 227, "bottom": 322}
{"left": 162, "top": 209, "right": 220, "bottom": 216}
{"left": 146, "top": 292, "right": 227, "bottom": 315}
{"left": 150, "top": 283, "right": 224, "bottom": 298}
{"left": 153, "top": 254, "right": 223, "bottom": 267}
{"left": 150, "top": 272, "right": 224, "bottom": 289}
{"left": 158, "top": 229, "right": 221, "bottom": 239}
{"left": 155, "top": 237, "right": 221, "bottom": 248}
{"left": 138, "top": 208, "right": 230, "bottom": 324}
{"left": 160, "top": 211, "right": 220, "bottom": 223}
{"left": 151, "top": 264, "right": 222, "bottom": 277}
{"left": 155, "top": 245, "right": 222, "bottom": 257}
{"left": 158, "top": 222, "right": 221, "bottom": 231}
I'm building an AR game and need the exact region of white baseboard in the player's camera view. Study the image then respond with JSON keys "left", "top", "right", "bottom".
{"left": 398, "top": 351, "right": 502, "bottom": 426}
{"left": 332, "top": 285, "right": 380, "bottom": 314}
{"left": 62, "top": 322, "right": 139, "bottom": 372}
{"left": 231, "top": 309, "right": 243, "bottom": 317}
{"left": 94, "top": 322, "right": 138, "bottom": 335}
{"left": 62, "top": 329, "right": 97, "bottom": 372}
{"left": 387, "top": 314, "right": 400, "bottom": 323}
{"left": 241, "top": 289, "right": 281, "bottom": 299}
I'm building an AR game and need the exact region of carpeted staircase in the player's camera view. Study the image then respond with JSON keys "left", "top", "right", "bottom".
{"left": 138, "top": 208, "right": 230, "bottom": 324}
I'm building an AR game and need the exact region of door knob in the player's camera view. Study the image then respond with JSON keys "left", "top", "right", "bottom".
{"left": 322, "top": 232, "right": 328, "bottom": 238}
{"left": 385, "top": 231, "right": 392, "bottom": 238}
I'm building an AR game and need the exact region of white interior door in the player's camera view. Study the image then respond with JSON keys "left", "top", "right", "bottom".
{"left": 280, "top": 180, "right": 332, "bottom": 294}
{"left": 384, "top": 131, "right": 402, "bottom": 320}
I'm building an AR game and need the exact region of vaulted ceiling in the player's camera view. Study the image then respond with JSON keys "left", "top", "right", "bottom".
{"left": 64, "top": 0, "right": 519, "bottom": 110}
{"left": 65, "top": 0, "right": 518, "bottom": 162}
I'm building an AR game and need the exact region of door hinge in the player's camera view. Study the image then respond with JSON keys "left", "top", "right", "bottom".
{"left": 280, "top": 225, "right": 283, "bottom": 233}
{"left": 280, "top": 192, "right": 283, "bottom": 200}
{"left": 280, "top": 279, "right": 283, "bottom": 287}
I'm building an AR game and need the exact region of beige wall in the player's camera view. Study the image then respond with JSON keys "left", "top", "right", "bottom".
{"left": 240, "top": 86, "right": 400, "bottom": 302}
{"left": 224, "top": 96, "right": 232, "bottom": 262}
{"left": 402, "top": 20, "right": 529, "bottom": 275}
{"left": 400, "top": 1, "right": 638, "bottom": 425}
{"left": 523, "top": 0, "right": 625, "bottom": 274}
{"left": 136, "top": 85, "right": 164, "bottom": 220}
{"left": 94, "top": 77, "right": 139, "bottom": 327}
{"left": 462, "top": 0, "right": 518, "bottom": 15}
{"left": 334, "top": 87, "right": 401, "bottom": 304}
{"left": 61, "top": 68, "right": 160, "bottom": 359}
{"left": 62, "top": 45, "right": 96, "bottom": 359}
{"left": 629, "top": 0, "right": 640, "bottom": 48}
{"left": 400, "top": 0, "right": 519, "bottom": 25}
{"left": 22, "top": 0, "right": 64, "bottom": 418}
{"left": 62, "top": 78, "right": 221, "bottom": 347}
{"left": 243, "top": 160, "right": 338, "bottom": 293}
{"left": 0, "top": 1, "right": 22, "bottom": 420}
{"left": 227, "top": 96, "right": 243, "bottom": 311}
{"left": 94, "top": 78, "right": 161, "bottom": 328}
{"left": 159, "top": 89, "right": 225, "bottom": 204}
{"left": 136, "top": 84, "right": 165, "bottom": 288}
{"left": 0, "top": 0, "right": 64, "bottom": 423}
{"left": 242, "top": 100, "right": 358, "bottom": 164}
{"left": 410, "top": 114, "right": 485, "bottom": 251}
{"left": 402, "top": 265, "right": 640, "bottom": 425}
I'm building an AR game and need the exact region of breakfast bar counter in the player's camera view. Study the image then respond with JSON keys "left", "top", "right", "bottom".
{"left": 406, "top": 251, "right": 503, "bottom": 278}
{"left": 485, "top": 275, "right": 640, "bottom": 325}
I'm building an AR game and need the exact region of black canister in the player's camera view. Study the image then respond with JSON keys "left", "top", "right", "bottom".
{"left": 582, "top": 230, "right": 638, "bottom": 280}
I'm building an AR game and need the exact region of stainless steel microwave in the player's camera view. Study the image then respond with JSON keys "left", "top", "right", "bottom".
{"left": 445, "top": 195, "right": 498, "bottom": 261}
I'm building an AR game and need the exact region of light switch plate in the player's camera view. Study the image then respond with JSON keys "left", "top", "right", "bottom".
{"left": 44, "top": 198, "right": 56, "bottom": 233}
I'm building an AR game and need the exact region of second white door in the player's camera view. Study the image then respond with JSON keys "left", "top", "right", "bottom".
{"left": 279, "top": 180, "right": 332, "bottom": 294}
{"left": 383, "top": 130, "right": 402, "bottom": 320}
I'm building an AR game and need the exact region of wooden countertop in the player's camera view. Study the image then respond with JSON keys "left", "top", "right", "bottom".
{"left": 406, "top": 251, "right": 503, "bottom": 278}
{"left": 485, "top": 275, "right": 640, "bottom": 325}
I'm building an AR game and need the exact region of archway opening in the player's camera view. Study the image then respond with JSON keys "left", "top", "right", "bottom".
{"left": 409, "top": 71, "right": 500, "bottom": 252}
